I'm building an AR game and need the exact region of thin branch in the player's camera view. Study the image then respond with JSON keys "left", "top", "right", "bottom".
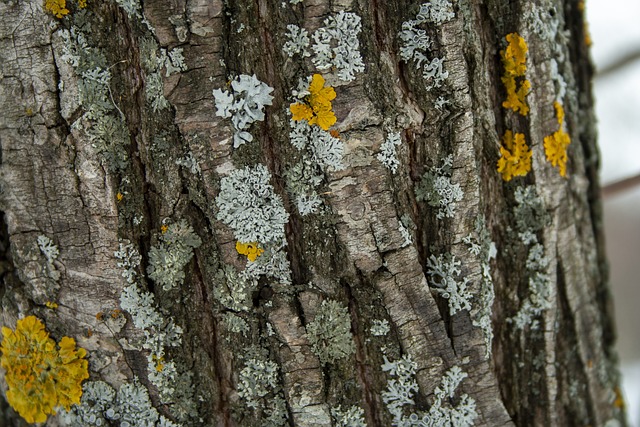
{"left": 602, "top": 173, "right": 640, "bottom": 199}
{"left": 596, "top": 48, "right": 640, "bottom": 80}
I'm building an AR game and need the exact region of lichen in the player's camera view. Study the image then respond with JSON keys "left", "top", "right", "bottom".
{"left": 236, "top": 241, "right": 265, "bottom": 262}
{"left": 1, "top": 316, "right": 89, "bottom": 423}
{"left": 377, "top": 131, "right": 402, "bottom": 174}
{"left": 290, "top": 74, "right": 337, "bottom": 131}
{"left": 306, "top": 299, "right": 355, "bottom": 365}
{"left": 146, "top": 220, "right": 202, "bottom": 291}
{"left": 426, "top": 253, "right": 472, "bottom": 315}
{"left": 382, "top": 355, "right": 478, "bottom": 427}
{"left": 331, "top": 405, "right": 367, "bottom": 427}
{"left": 543, "top": 101, "right": 571, "bottom": 177}
{"left": 501, "top": 33, "right": 531, "bottom": 116}
{"left": 399, "top": 2, "right": 453, "bottom": 89}
{"left": 283, "top": 24, "right": 311, "bottom": 58}
{"left": 213, "top": 74, "right": 274, "bottom": 148}
{"left": 311, "top": 12, "right": 365, "bottom": 82}
{"left": 415, "top": 155, "right": 463, "bottom": 219}
{"left": 497, "top": 130, "right": 532, "bottom": 181}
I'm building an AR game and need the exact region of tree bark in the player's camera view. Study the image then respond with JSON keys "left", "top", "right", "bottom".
{"left": 0, "top": 0, "right": 625, "bottom": 426}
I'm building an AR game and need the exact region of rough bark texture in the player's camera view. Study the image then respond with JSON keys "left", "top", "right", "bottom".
{"left": 0, "top": 0, "right": 624, "bottom": 426}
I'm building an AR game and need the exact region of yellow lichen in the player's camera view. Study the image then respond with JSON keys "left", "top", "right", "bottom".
{"left": 236, "top": 241, "right": 264, "bottom": 262}
{"left": 116, "top": 192, "right": 124, "bottom": 202}
{"left": 161, "top": 224, "right": 169, "bottom": 234}
{"left": 77, "top": 0, "right": 87, "bottom": 8}
{"left": 44, "top": 0, "right": 69, "bottom": 18}
{"left": 501, "top": 33, "right": 530, "bottom": 116}
{"left": 289, "top": 74, "right": 337, "bottom": 131}
{"left": 497, "top": 130, "right": 532, "bottom": 181}
{"left": 45, "top": 301, "right": 58, "bottom": 309}
{"left": 543, "top": 102, "right": 571, "bottom": 177}
{"left": 0, "top": 316, "right": 89, "bottom": 423}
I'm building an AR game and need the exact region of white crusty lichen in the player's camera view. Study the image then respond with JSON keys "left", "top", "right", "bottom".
{"left": 415, "top": 155, "right": 463, "bottom": 219}
{"left": 216, "top": 164, "right": 292, "bottom": 284}
{"left": 382, "top": 355, "right": 478, "bottom": 427}
{"left": 114, "top": 0, "right": 142, "bottom": 19}
{"left": 284, "top": 157, "right": 324, "bottom": 216}
{"left": 370, "top": 319, "right": 391, "bottom": 337}
{"left": 306, "top": 299, "right": 355, "bottom": 365}
{"left": 426, "top": 253, "right": 472, "bottom": 315}
{"left": 377, "top": 131, "right": 402, "bottom": 174}
{"left": 216, "top": 164, "right": 289, "bottom": 245}
{"left": 463, "top": 217, "right": 497, "bottom": 359}
{"left": 235, "top": 348, "right": 289, "bottom": 426}
{"left": 399, "top": 1, "right": 453, "bottom": 89}
{"left": 114, "top": 239, "right": 142, "bottom": 284}
{"left": 237, "top": 357, "right": 280, "bottom": 409}
{"left": 289, "top": 119, "right": 345, "bottom": 172}
{"left": 175, "top": 151, "right": 201, "bottom": 175}
{"left": 213, "top": 74, "right": 274, "bottom": 148}
{"left": 331, "top": 405, "right": 367, "bottom": 427}
{"left": 509, "top": 186, "right": 553, "bottom": 330}
{"left": 146, "top": 220, "right": 202, "bottom": 291}
{"left": 213, "top": 265, "right": 257, "bottom": 312}
{"left": 311, "top": 11, "right": 365, "bottom": 82}
{"left": 283, "top": 24, "right": 311, "bottom": 58}
{"left": 61, "top": 379, "right": 178, "bottom": 427}
{"left": 37, "top": 235, "right": 59, "bottom": 264}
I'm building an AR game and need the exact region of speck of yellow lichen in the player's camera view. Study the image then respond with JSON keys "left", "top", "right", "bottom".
{"left": 77, "top": 0, "right": 87, "bottom": 8}
{"left": 44, "top": 0, "right": 69, "bottom": 18}
{"left": 116, "top": 192, "right": 124, "bottom": 202}
{"left": 236, "top": 241, "right": 264, "bottom": 262}
{"left": 152, "top": 354, "right": 165, "bottom": 372}
{"left": 497, "top": 130, "right": 532, "bottom": 181}
{"left": 501, "top": 33, "right": 530, "bottom": 116}
{"left": 0, "top": 316, "right": 89, "bottom": 423}
{"left": 45, "top": 301, "right": 58, "bottom": 309}
{"left": 543, "top": 101, "right": 571, "bottom": 177}
{"left": 289, "top": 74, "right": 337, "bottom": 131}
{"left": 160, "top": 224, "right": 169, "bottom": 234}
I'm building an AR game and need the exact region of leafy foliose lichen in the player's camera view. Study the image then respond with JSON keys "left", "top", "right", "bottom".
{"left": 37, "top": 235, "right": 59, "bottom": 264}
{"left": 426, "top": 253, "right": 472, "bottom": 315}
{"left": 497, "top": 130, "right": 532, "bottom": 181}
{"left": 215, "top": 164, "right": 289, "bottom": 246}
{"left": 501, "top": 33, "right": 531, "bottom": 116}
{"left": 399, "top": 2, "right": 453, "bottom": 89}
{"left": 377, "top": 131, "right": 402, "bottom": 174}
{"left": 0, "top": 316, "right": 89, "bottom": 424}
{"left": 213, "top": 74, "right": 274, "bottom": 148}
{"left": 306, "top": 299, "right": 355, "bottom": 365}
{"left": 283, "top": 24, "right": 311, "bottom": 58}
{"left": 543, "top": 101, "right": 571, "bottom": 177}
{"left": 146, "top": 220, "right": 202, "bottom": 291}
{"left": 415, "top": 155, "right": 463, "bottom": 219}
{"left": 290, "top": 73, "right": 337, "bottom": 131}
{"left": 382, "top": 355, "right": 478, "bottom": 427}
{"left": 311, "top": 11, "right": 365, "bottom": 82}
{"left": 61, "top": 379, "right": 182, "bottom": 427}
{"left": 463, "top": 217, "right": 498, "bottom": 359}
{"left": 331, "top": 405, "right": 367, "bottom": 427}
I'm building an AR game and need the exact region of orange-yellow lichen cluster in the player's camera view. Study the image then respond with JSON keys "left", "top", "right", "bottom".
{"left": 290, "top": 74, "right": 337, "bottom": 131}
{"left": 543, "top": 102, "right": 571, "bottom": 177}
{"left": 0, "top": 316, "right": 89, "bottom": 423}
{"left": 236, "top": 241, "right": 264, "bottom": 262}
{"left": 44, "top": 0, "right": 87, "bottom": 18}
{"left": 497, "top": 130, "right": 532, "bottom": 181}
{"left": 501, "top": 33, "right": 531, "bottom": 116}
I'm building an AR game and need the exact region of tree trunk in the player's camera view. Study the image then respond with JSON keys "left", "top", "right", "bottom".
{"left": 0, "top": 0, "right": 625, "bottom": 426}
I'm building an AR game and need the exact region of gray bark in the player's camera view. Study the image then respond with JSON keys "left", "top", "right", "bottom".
{"left": 0, "top": 0, "right": 624, "bottom": 426}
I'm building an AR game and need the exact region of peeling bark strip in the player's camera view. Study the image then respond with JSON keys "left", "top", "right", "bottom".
{"left": 0, "top": 0, "right": 624, "bottom": 426}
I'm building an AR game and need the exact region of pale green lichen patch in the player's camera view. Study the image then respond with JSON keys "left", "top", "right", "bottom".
{"left": 147, "top": 220, "right": 202, "bottom": 291}
{"left": 306, "top": 299, "right": 355, "bottom": 365}
{"left": 415, "top": 155, "right": 463, "bottom": 220}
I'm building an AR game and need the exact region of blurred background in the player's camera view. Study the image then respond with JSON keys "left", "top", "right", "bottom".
{"left": 588, "top": 1, "right": 640, "bottom": 425}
